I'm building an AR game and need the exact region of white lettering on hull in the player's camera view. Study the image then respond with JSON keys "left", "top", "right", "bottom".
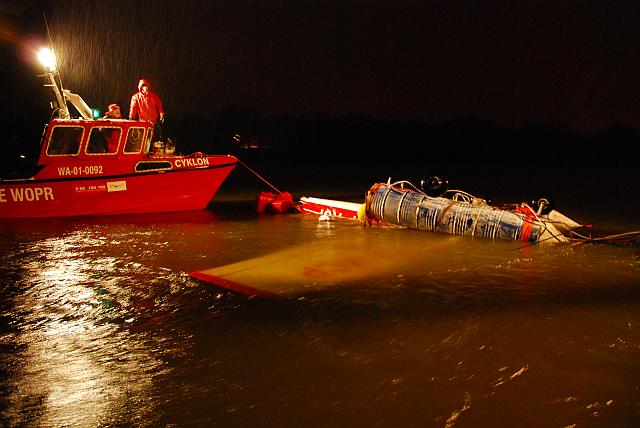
{"left": 0, "top": 187, "right": 55, "bottom": 203}
{"left": 173, "top": 157, "right": 210, "bottom": 168}
{"left": 57, "top": 165, "right": 104, "bottom": 176}
{"left": 74, "top": 184, "right": 107, "bottom": 193}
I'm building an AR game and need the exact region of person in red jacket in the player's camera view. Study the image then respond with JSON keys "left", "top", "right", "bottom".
{"left": 129, "top": 79, "right": 165, "bottom": 142}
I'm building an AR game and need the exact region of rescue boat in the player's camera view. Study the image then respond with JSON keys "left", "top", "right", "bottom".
{"left": 0, "top": 49, "right": 237, "bottom": 218}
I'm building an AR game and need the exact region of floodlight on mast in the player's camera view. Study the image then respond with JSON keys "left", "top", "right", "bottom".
{"left": 37, "top": 47, "right": 70, "bottom": 119}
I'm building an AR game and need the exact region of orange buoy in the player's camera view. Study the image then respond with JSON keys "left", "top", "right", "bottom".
{"left": 256, "top": 191, "right": 293, "bottom": 214}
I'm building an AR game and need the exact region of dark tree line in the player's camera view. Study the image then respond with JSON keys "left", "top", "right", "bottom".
{"left": 3, "top": 109, "right": 638, "bottom": 178}
{"left": 173, "top": 109, "right": 639, "bottom": 168}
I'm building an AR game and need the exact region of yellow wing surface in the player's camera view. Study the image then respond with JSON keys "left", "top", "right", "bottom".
{"left": 190, "top": 231, "right": 452, "bottom": 298}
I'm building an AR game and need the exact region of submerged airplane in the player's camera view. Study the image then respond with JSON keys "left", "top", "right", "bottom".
{"left": 191, "top": 177, "right": 638, "bottom": 299}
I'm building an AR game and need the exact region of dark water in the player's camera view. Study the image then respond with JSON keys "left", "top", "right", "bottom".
{"left": 1, "top": 163, "right": 639, "bottom": 427}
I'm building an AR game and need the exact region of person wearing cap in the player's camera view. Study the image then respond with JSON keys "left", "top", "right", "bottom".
{"left": 90, "top": 103, "right": 123, "bottom": 153}
{"left": 129, "top": 79, "right": 165, "bottom": 144}
{"left": 102, "top": 103, "right": 122, "bottom": 119}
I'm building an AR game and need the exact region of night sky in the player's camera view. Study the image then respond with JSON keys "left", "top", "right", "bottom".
{"left": 2, "top": 0, "right": 640, "bottom": 135}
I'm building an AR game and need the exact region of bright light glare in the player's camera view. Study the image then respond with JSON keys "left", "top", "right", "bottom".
{"left": 37, "top": 48, "right": 57, "bottom": 72}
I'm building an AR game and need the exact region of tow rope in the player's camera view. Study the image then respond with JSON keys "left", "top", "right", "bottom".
{"left": 237, "top": 159, "right": 284, "bottom": 194}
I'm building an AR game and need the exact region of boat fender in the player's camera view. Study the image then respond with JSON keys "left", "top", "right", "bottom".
{"left": 165, "top": 138, "right": 175, "bottom": 154}
{"left": 421, "top": 175, "right": 449, "bottom": 197}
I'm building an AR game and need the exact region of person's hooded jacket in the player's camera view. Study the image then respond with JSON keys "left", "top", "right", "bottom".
{"left": 129, "top": 79, "right": 164, "bottom": 124}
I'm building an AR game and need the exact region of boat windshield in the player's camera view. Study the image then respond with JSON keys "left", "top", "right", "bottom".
{"left": 46, "top": 126, "right": 83, "bottom": 155}
{"left": 87, "top": 127, "right": 121, "bottom": 154}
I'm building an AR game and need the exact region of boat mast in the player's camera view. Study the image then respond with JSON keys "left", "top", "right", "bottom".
{"left": 40, "top": 59, "right": 69, "bottom": 119}
{"left": 39, "top": 14, "right": 69, "bottom": 119}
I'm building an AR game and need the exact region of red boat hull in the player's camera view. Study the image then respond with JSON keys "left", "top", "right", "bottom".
{"left": 0, "top": 159, "right": 236, "bottom": 218}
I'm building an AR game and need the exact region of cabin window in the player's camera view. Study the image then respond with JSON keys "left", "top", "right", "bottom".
{"left": 124, "top": 127, "right": 146, "bottom": 153}
{"left": 87, "top": 127, "right": 121, "bottom": 154}
{"left": 46, "top": 126, "right": 83, "bottom": 155}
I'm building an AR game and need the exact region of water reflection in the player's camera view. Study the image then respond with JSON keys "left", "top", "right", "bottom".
{"left": 1, "top": 210, "right": 639, "bottom": 426}
{"left": 1, "top": 227, "right": 193, "bottom": 426}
